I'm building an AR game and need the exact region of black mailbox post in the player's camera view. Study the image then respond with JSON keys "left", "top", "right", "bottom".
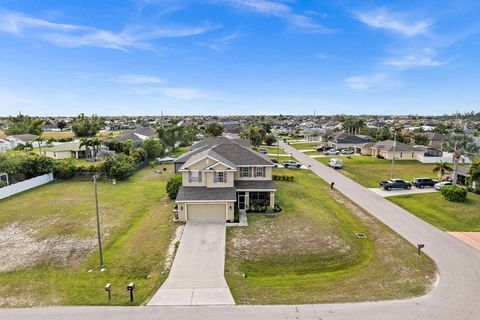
{"left": 417, "top": 244, "right": 425, "bottom": 255}
{"left": 127, "top": 282, "right": 135, "bottom": 302}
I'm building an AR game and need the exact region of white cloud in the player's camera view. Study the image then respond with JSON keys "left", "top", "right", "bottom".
{"left": 115, "top": 74, "right": 165, "bottom": 84}
{"left": 0, "top": 9, "right": 218, "bottom": 50}
{"left": 344, "top": 73, "right": 401, "bottom": 91}
{"left": 223, "top": 0, "right": 332, "bottom": 33}
{"left": 383, "top": 48, "right": 447, "bottom": 70}
{"left": 354, "top": 7, "right": 430, "bottom": 37}
{"left": 197, "top": 32, "right": 241, "bottom": 51}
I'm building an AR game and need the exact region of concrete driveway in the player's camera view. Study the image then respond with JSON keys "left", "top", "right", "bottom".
{"left": 369, "top": 187, "right": 438, "bottom": 197}
{"left": 148, "top": 221, "right": 234, "bottom": 306}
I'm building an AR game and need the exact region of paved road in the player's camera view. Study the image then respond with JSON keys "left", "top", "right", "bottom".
{"left": 2, "top": 142, "right": 480, "bottom": 319}
{"left": 148, "top": 221, "right": 234, "bottom": 305}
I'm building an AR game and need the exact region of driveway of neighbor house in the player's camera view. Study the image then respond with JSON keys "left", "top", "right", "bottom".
{"left": 369, "top": 187, "right": 438, "bottom": 197}
{"left": 148, "top": 221, "right": 234, "bottom": 306}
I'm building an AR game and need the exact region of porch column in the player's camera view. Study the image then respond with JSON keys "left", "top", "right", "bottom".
{"left": 270, "top": 191, "right": 275, "bottom": 207}
{"left": 245, "top": 192, "right": 250, "bottom": 208}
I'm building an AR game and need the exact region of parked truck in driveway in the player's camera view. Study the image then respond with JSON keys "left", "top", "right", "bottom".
{"left": 283, "top": 160, "right": 301, "bottom": 168}
{"left": 412, "top": 177, "right": 438, "bottom": 188}
{"left": 379, "top": 179, "right": 412, "bottom": 191}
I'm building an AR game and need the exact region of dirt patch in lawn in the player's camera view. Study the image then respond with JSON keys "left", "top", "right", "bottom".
{"left": 0, "top": 223, "right": 96, "bottom": 273}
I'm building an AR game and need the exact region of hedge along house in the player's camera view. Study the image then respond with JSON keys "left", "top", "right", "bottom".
{"left": 173, "top": 137, "right": 276, "bottom": 221}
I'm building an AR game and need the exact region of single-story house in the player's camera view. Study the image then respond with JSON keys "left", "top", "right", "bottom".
{"left": 43, "top": 142, "right": 92, "bottom": 159}
{"left": 356, "top": 140, "right": 424, "bottom": 160}
{"left": 328, "top": 132, "right": 372, "bottom": 149}
{"left": 4, "top": 134, "right": 39, "bottom": 148}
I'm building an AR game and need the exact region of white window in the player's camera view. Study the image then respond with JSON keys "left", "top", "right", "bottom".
{"left": 240, "top": 167, "right": 250, "bottom": 177}
{"left": 190, "top": 171, "right": 200, "bottom": 183}
{"left": 215, "top": 171, "right": 225, "bottom": 183}
{"left": 255, "top": 167, "right": 265, "bottom": 177}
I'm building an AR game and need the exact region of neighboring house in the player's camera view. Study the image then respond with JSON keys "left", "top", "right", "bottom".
{"left": 303, "top": 128, "right": 322, "bottom": 142}
{"left": 43, "top": 142, "right": 92, "bottom": 159}
{"left": 118, "top": 127, "right": 157, "bottom": 144}
{"left": 173, "top": 137, "right": 276, "bottom": 222}
{"left": 0, "top": 139, "right": 10, "bottom": 153}
{"left": 328, "top": 132, "right": 371, "bottom": 149}
{"left": 356, "top": 140, "right": 424, "bottom": 160}
{"left": 420, "top": 132, "right": 445, "bottom": 148}
{"left": 4, "top": 134, "right": 39, "bottom": 148}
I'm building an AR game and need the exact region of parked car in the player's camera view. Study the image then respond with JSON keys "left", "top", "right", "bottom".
{"left": 283, "top": 160, "right": 301, "bottom": 168}
{"left": 270, "top": 158, "right": 278, "bottom": 167}
{"left": 434, "top": 181, "right": 453, "bottom": 190}
{"left": 412, "top": 177, "right": 438, "bottom": 188}
{"left": 379, "top": 179, "right": 412, "bottom": 191}
{"left": 324, "top": 149, "right": 340, "bottom": 155}
{"left": 328, "top": 158, "right": 343, "bottom": 169}
{"left": 258, "top": 149, "right": 268, "bottom": 154}
{"left": 341, "top": 148, "right": 354, "bottom": 154}
{"left": 315, "top": 145, "right": 331, "bottom": 152}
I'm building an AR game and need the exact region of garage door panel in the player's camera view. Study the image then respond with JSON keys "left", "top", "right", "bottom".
{"left": 187, "top": 203, "right": 226, "bottom": 221}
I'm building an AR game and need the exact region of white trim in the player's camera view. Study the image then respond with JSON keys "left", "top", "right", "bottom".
{"left": 236, "top": 164, "right": 275, "bottom": 167}
{"left": 181, "top": 154, "right": 230, "bottom": 170}
{"left": 236, "top": 189, "right": 276, "bottom": 192}
{"left": 176, "top": 200, "right": 236, "bottom": 203}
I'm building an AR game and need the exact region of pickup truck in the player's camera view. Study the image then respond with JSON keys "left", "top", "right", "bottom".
{"left": 379, "top": 179, "right": 412, "bottom": 191}
{"left": 412, "top": 177, "right": 438, "bottom": 188}
{"left": 283, "top": 160, "right": 301, "bottom": 168}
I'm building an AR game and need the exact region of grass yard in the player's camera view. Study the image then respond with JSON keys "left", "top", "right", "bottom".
{"left": 304, "top": 150, "right": 323, "bottom": 155}
{"left": 317, "top": 156, "right": 438, "bottom": 188}
{"left": 388, "top": 192, "right": 480, "bottom": 232}
{"left": 169, "top": 146, "right": 190, "bottom": 158}
{"left": 259, "top": 145, "right": 286, "bottom": 155}
{"left": 0, "top": 165, "right": 177, "bottom": 307}
{"left": 289, "top": 142, "right": 322, "bottom": 150}
{"left": 273, "top": 155, "right": 298, "bottom": 163}
{"left": 225, "top": 168, "right": 436, "bottom": 304}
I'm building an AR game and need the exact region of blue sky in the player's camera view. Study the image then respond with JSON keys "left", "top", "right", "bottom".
{"left": 0, "top": 0, "right": 479, "bottom": 116}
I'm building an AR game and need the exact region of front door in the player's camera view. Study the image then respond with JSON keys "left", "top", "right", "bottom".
{"left": 238, "top": 195, "right": 245, "bottom": 210}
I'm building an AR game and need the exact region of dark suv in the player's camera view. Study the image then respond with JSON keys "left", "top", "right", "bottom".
{"left": 412, "top": 178, "right": 438, "bottom": 188}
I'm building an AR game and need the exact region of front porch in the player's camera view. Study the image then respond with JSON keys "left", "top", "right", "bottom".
{"left": 236, "top": 191, "right": 275, "bottom": 211}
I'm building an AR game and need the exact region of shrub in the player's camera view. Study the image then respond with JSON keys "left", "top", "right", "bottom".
{"left": 101, "top": 154, "right": 134, "bottom": 180}
{"left": 55, "top": 160, "right": 76, "bottom": 179}
{"left": 272, "top": 174, "right": 295, "bottom": 182}
{"left": 441, "top": 186, "right": 468, "bottom": 202}
{"left": 166, "top": 174, "right": 182, "bottom": 199}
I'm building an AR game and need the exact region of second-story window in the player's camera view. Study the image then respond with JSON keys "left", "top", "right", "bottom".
{"left": 190, "top": 171, "right": 200, "bottom": 183}
{"left": 215, "top": 171, "right": 225, "bottom": 183}
{"left": 255, "top": 167, "right": 265, "bottom": 177}
{"left": 240, "top": 167, "right": 250, "bottom": 177}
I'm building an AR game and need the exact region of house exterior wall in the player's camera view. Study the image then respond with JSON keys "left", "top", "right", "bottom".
{"left": 205, "top": 171, "right": 235, "bottom": 188}
{"left": 44, "top": 150, "right": 72, "bottom": 160}
{"left": 181, "top": 171, "right": 206, "bottom": 187}
{"left": 378, "top": 150, "right": 423, "bottom": 160}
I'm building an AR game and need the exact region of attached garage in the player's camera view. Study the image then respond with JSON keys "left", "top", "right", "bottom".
{"left": 186, "top": 203, "right": 227, "bottom": 221}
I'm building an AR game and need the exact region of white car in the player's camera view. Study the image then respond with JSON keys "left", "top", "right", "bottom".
{"left": 328, "top": 158, "right": 343, "bottom": 169}
{"left": 324, "top": 149, "right": 340, "bottom": 155}
{"left": 434, "top": 181, "right": 452, "bottom": 190}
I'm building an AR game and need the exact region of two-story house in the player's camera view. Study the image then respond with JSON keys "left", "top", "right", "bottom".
{"left": 173, "top": 137, "right": 276, "bottom": 221}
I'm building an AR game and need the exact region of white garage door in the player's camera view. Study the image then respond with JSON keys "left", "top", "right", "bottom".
{"left": 187, "top": 203, "right": 226, "bottom": 221}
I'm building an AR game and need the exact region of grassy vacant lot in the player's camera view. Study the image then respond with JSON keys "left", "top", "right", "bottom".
{"left": 389, "top": 192, "right": 480, "bottom": 232}
{"left": 289, "top": 142, "right": 322, "bottom": 150}
{"left": 0, "top": 166, "right": 176, "bottom": 307}
{"left": 317, "top": 156, "right": 437, "bottom": 188}
{"left": 41, "top": 131, "right": 75, "bottom": 140}
{"left": 225, "top": 168, "right": 436, "bottom": 304}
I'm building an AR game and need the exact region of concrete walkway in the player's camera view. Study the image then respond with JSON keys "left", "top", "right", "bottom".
{"left": 148, "top": 221, "right": 234, "bottom": 306}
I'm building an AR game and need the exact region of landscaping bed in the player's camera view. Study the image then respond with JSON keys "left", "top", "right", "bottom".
{"left": 0, "top": 166, "right": 176, "bottom": 306}
{"left": 225, "top": 168, "right": 436, "bottom": 304}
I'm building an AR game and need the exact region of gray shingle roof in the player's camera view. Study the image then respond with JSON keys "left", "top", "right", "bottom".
{"left": 212, "top": 143, "right": 274, "bottom": 166}
{"left": 371, "top": 140, "right": 421, "bottom": 152}
{"left": 190, "top": 136, "right": 251, "bottom": 150}
{"left": 7, "top": 134, "right": 38, "bottom": 142}
{"left": 176, "top": 186, "right": 237, "bottom": 201}
{"left": 234, "top": 180, "right": 276, "bottom": 190}
{"left": 180, "top": 148, "right": 237, "bottom": 170}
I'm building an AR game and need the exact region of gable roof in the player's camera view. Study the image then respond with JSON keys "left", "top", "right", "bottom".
{"left": 133, "top": 127, "right": 156, "bottom": 137}
{"left": 6, "top": 134, "right": 38, "bottom": 142}
{"left": 190, "top": 136, "right": 251, "bottom": 151}
{"left": 331, "top": 132, "right": 371, "bottom": 144}
{"left": 180, "top": 148, "right": 236, "bottom": 170}
{"left": 45, "top": 142, "right": 86, "bottom": 152}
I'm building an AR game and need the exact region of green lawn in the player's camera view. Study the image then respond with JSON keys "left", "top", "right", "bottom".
{"left": 168, "top": 146, "right": 189, "bottom": 158}
{"left": 225, "top": 168, "right": 436, "bottom": 304}
{"left": 317, "top": 156, "right": 438, "bottom": 188}
{"left": 289, "top": 142, "right": 322, "bottom": 150}
{"left": 259, "top": 145, "right": 286, "bottom": 155}
{"left": 304, "top": 150, "right": 323, "bottom": 155}
{"left": 0, "top": 165, "right": 176, "bottom": 307}
{"left": 388, "top": 192, "right": 480, "bottom": 232}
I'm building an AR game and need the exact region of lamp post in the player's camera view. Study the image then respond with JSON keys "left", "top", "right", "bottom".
{"left": 93, "top": 175, "right": 104, "bottom": 268}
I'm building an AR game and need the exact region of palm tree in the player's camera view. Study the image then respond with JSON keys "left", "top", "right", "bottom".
{"left": 79, "top": 138, "right": 93, "bottom": 159}
{"left": 432, "top": 161, "right": 453, "bottom": 179}
{"left": 90, "top": 138, "right": 101, "bottom": 159}
{"left": 34, "top": 136, "right": 45, "bottom": 155}
{"left": 442, "top": 134, "right": 479, "bottom": 185}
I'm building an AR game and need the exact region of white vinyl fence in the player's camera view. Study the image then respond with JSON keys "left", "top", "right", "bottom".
{"left": 0, "top": 173, "right": 54, "bottom": 200}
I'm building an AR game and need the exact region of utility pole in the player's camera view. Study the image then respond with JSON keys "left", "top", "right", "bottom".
{"left": 390, "top": 129, "right": 397, "bottom": 179}
{"left": 452, "top": 141, "right": 459, "bottom": 186}
{"left": 93, "top": 175, "right": 104, "bottom": 268}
